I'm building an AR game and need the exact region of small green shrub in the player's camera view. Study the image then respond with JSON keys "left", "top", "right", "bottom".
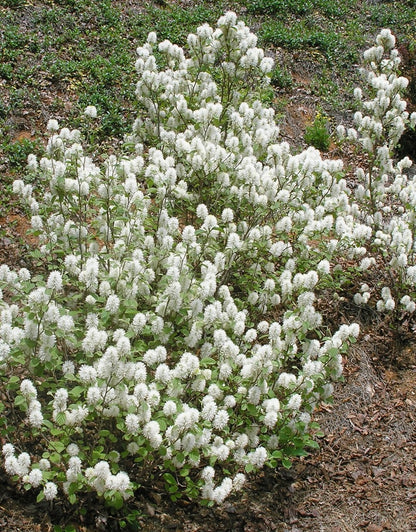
{"left": 304, "top": 113, "right": 331, "bottom": 151}
{"left": 247, "top": 0, "right": 314, "bottom": 16}
{"left": 270, "top": 65, "right": 293, "bottom": 90}
{"left": 2, "top": 137, "right": 44, "bottom": 173}
{"left": 261, "top": 21, "right": 340, "bottom": 59}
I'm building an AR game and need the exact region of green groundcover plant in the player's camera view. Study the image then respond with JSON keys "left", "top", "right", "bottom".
{"left": 0, "top": 12, "right": 415, "bottom": 514}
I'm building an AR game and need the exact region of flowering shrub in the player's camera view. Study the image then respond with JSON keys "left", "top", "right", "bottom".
{"left": 0, "top": 14, "right": 414, "bottom": 513}
{"left": 337, "top": 28, "right": 416, "bottom": 313}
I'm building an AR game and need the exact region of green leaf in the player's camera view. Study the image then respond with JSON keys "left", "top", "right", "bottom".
{"left": 108, "top": 451, "right": 120, "bottom": 462}
{"left": 107, "top": 491, "right": 124, "bottom": 510}
{"left": 69, "top": 386, "right": 84, "bottom": 399}
{"left": 163, "top": 473, "right": 176, "bottom": 485}
{"left": 176, "top": 452, "right": 185, "bottom": 463}
{"left": 282, "top": 458, "right": 292, "bottom": 469}
{"left": 8, "top": 375, "right": 20, "bottom": 386}
{"left": 189, "top": 449, "right": 200, "bottom": 462}
{"left": 49, "top": 452, "right": 61, "bottom": 464}
{"left": 14, "top": 395, "right": 26, "bottom": 408}
{"left": 55, "top": 412, "right": 66, "bottom": 426}
{"left": 159, "top": 445, "right": 167, "bottom": 457}
{"left": 200, "top": 357, "right": 216, "bottom": 366}
{"left": 245, "top": 463, "right": 254, "bottom": 473}
{"left": 52, "top": 441, "right": 66, "bottom": 453}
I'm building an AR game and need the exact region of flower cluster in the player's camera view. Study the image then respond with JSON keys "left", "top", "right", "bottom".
{"left": 337, "top": 28, "right": 416, "bottom": 313}
{"left": 0, "top": 14, "right": 413, "bottom": 512}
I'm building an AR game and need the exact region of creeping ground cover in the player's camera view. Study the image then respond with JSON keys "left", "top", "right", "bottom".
{"left": 1, "top": 12, "right": 416, "bottom": 529}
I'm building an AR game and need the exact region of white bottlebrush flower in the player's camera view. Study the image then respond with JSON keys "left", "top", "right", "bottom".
{"left": 84, "top": 105, "right": 98, "bottom": 118}
{"left": 163, "top": 400, "right": 177, "bottom": 416}
{"left": 17, "top": 452, "right": 31, "bottom": 476}
{"left": 65, "top": 405, "right": 88, "bottom": 426}
{"left": 247, "top": 446, "right": 267, "bottom": 468}
{"left": 18, "top": 268, "right": 31, "bottom": 281}
{"left": 212, "top": 444, "right": 230, "bottom": 462}
{"left": 28, "top": 468, "right": 43, "bottom": 488}
{"left": 201, "top": 466, "right": 215, "bottom": 482}
{"left": 277, "top": 372, "right": 296, "bottom": 389}
{"left": 263, "top": 411, "right": 278, "bottom": 428}
{"left": 20, "top": 379, "right": 37, "bottom": 399}
{"left": 182, "top": 225, "right": 196, "bottom": 244}
{"left": 147, "top": 31, "right": 157, "bottom": 44}
{"left": 287, "top": 393, "right": 302, "bottom": 411}
{"left": 67, "top": 443, "right": 80, "bottom": 456}
{"left": 127, "top": 442, "right": 139, "bottom": 455}
{"left": 244, "top": 328, "right": 257, "bottom": 343}
{"left": 212, "top": 477, "right": 233, "bottom": 504}
{"left": 46, "top": 271, "right": 63, "bottom": 291}
{"left": 27, "top": 153, "right": 38, "bottom": 171}
{"left": 147, "top": 389, "right": 160, "bottom": 407}
{"left": 143, "top": 420, "right": 160, "bottom": 441}
{"left": 175, "top": 408, "right": 200, "bottom": 431}
{"left": 38, "top": 458, "right": 50, "bottom": 471}
{"left": 106, "top": 471, "right": 131, "bottom": 496}
{"left": 257, "top": 320, "right": 269, "bottom": 334}
{"left": 53, "top": 388, "right": 68, "bottom": 411}
{"left": 196, "top": 204, "right": 209, "bottom": 220}
{"left": 86, "top": 386, "right": 101, "bottom": 405}
{"left": 58, "top": 315, "right": 74, "bottom": 333}
{"left": 28, "top": 409, "right": 43, "bottom": 428}
{"left": 155, "top": 363, "right": 172, "bottom": 384}
{"left": 78, "top": 365, "right": 97, "bottom": 384}
{"left": 221, "top": 208, "right": 234, "bottom": 223}
{"left": 233, "top": 473, "right": 246, "bottom": 491}
{"left": 68, "top": 456, "right": 82, "bottom": 474}
{"left": 2, "top": 443, "right": 15, "bottom": 458}
{"left": 105, "top": 294, "right": 120, "bottom": 314}
{"left": 212, "top": 409, "right": 229, "bottom": 430}
{"left": 5, "top": 456, "right": 19, "bottom": 475}
{"left": 131, "top": 312, "right": 147, "bottom": 334}
{"left": 47, "top": 119, "right": 59, "bottom": 132}
{"left": 93, "top": 461, "right": 111, "bottom": 481}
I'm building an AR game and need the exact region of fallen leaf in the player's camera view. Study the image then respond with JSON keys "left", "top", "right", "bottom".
{"left": 366, "top": 524, "right": 383, "bottom": 532}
